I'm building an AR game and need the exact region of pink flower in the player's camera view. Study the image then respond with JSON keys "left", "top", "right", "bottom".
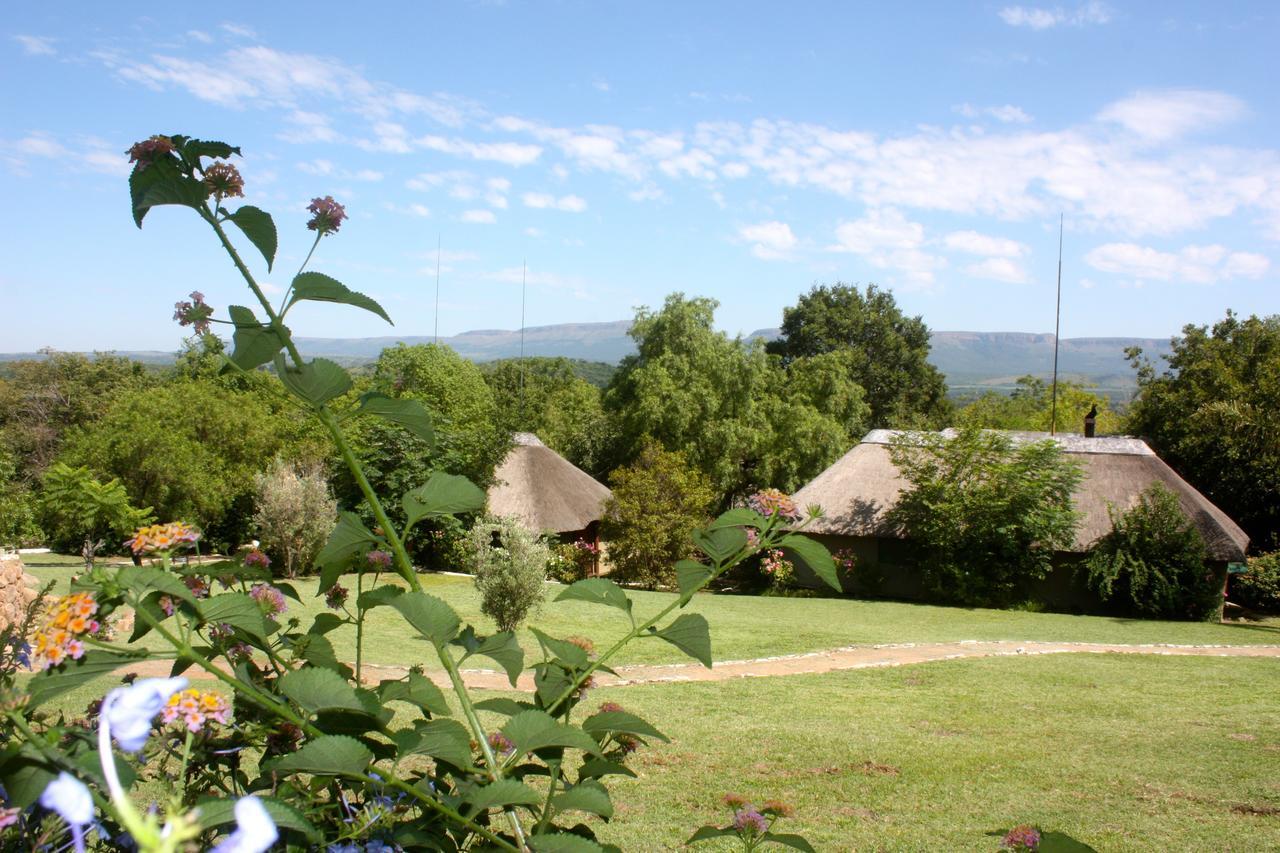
{"left": 249, "top": 584, "right": 287, "bottom": 617}
{"left": 203, "top": 162, "right": 244, "bottom": 199}
{"left": 366, "top": 550, "right": 392, "bottom": 569}
{"left": 732, "top": 809, "right": 768, "bottom": 835}
{"left": 1001, "top": 825, "right": 1041, "bottom": 851}
{"left": 487, "top": 732, "right": 514, "bottom": 756}
{"left": 747, "top": 489, "right": 801, "bottom": 521}
{"left": 325, "top": 584, "right": 349, "bottom": 610}
{"left": 126, "top": 135, "right": 175, "bottom": 171}
{"left": 243, "top": 549, "right": 271, "bottom": 569}
{"left": 173, "top": 292, "right": 214, "bottom": 335}
{"left": 306, "top": 196, "right": 347, "bottom": 235}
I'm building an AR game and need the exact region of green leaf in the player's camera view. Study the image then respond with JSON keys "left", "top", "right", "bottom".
{"left": 687, "top": 826, "right": 736, "bottom": 844}
{"left": 474, "top": 697, "right": 533, "bottom": 717}
{"left": 128, "top": 593, "right": 170, "bottom": 642}
{"left": 389, "top": 592, "right": 461, "bottom": 646}
{"left": 357, "top": 584, "right": 405, "bottom": 610}
{"left": 226, "top": 305, "right": 284, "bottom": 371}
{"left": 0, "top": 745, "right": 56, "bottom": 808}
{"left": 195, "top": 795, "right": 319, "bottom": 843}
{"left": 118, "top": 565, "right": 197, "bottom": 606}
{"left": 577, "top": 757, "right": 637, "bottom": 780}
{"left": 138, "top": 174, "right": 208, "bottom": 214}
{"left": 199, "top": 593, "right": 269, "bottom": 642}
{"left": 378, "top": 672, "right": 451, "bottom": 716}
{"left": 296, "top": 633, "right": 353, "bottom": 680}
{"left": 777, "top": 534, "right": 842, "bottom": 592}
{"left": 392, "top": 718, "right": 472, "bottom": 768}
{"left": 226, "top": 205, "right": 277, "bottom": 271}
{"left": 458, "top": 631, "right": 524, "bottom": 687}
{"left": 762, "top": 833, "right": 818, "bottom": 852}
{"left": 675, "top": 559, "right": 713, "bottom": 602}
{"left": 708, "top": 507, "right": 765, "bottom": 530}
{"left": 580, "top": 710, "right": 669, "bottom": 743}
{"left": 502, "top": 710, "right": 603, "bottom": 759}
{"left": 692, "top": 526, "right": 748, "bottom": 565}
{"left": 279, "top": 667, "right": 366, "bottom": 715}
{"left": 26, "top": 651, "right": 137, "bottom": 710}
{"left": 402, "top": 473, "right": 486, "bottom": 530}
{"left": 181, "top": 138, "right": 240, "bottom": 163}
{"left": 268, "top": 735, "right": 372, "bottom": 777}
{"left": 274, "top": 354, "right": 352, "bottom": 406}
{"left": 359, "top": 392, "right": 434, "bottom": 447}
{"left": 308, "top": 613, "right": 346, "bottom": 635}
{"left": 530, "top": 835, "right": 607, "bottom": 853}
{"left": 316, "top": 511, "right": 378, "bottom": 592}
{"left": 465, "top": 778, "right": 542, "bottom": 812}
{"left": 287, "top": 272, "right": 392, "bottom": 324}
{"left": 651, "top": 613, "right": 712, "bottom": 668}
{"left": 554, "top": 578, "right": 632, "bottom": 613}
{"left": 552, "top": 780, "right": 613, "bottom": 819}
{"left": 530, "top": 627, "right": 590, "bottom": 669}
{"left": 1038, "top": 832, "right": 1100, "bottom": 853}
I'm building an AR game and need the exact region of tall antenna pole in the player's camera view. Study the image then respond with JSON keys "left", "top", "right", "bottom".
{"left": 433, "top": 234, "right": 441, "bottom": 344}
{"left": 518, "top": 260, "right": 527, "bottom": 423}
{"left": 1050, "top": 213, "right": 1064, "bottom": 436}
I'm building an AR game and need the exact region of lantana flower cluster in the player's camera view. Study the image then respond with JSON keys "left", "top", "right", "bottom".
{"left": 125, "top": 135, "right": 174, "bottom": 170}
{"left": 125, "top": 521, "right": 201, "bottom": 556}
{"left": 307, "top": 196, "right": 348, "bottom": 235}
{"left": 1001, "top": 825, "right": 1041, "bottom": 851}
{"left": 32, "top": 593, "right": 101, "bottom": 669}
{"left": 173, "top": 291, "right": 215, "bottom": 336}
{"left": 747, "top": 488, "right": 802, "bottom": 521}
{"left": 202, "top": 162, "right": 245, "bottom": 199}
{"left": 249, "top": 583, "right": 287, "bottom": 617}
{"left": 161, "top": 688, "right": 231, "bottom": 734}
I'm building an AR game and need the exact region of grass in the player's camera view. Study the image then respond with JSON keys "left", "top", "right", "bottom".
{"left": 20, "top": 553, "right": 1280, "bottom": 674}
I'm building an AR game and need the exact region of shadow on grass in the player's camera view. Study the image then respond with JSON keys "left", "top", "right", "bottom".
{"left": 987, "top": 829, "right": 1099, "bottom": 852}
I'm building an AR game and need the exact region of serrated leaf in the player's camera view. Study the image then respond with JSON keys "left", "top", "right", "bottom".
{"left": 581, "top": 710, "right": 669, "bottom": 743}
{"left": 226, "top": 305, "right": 284, "bottom": 371}
{"left": 402, "top": 473, "right": 486, "bottom": 530}
{"left": 195, "top": 795, "right": 319, "bottom": 843}
{"left": 466, "top": 778, "right": 542, "bottom": 812}
{"left": 458, "top": 631, "right": 524, "bottom": 687}
{"left": 530, "top": 627, "right": 589, "bottom": 669}
{"left": 552, "top": 780, "right": 613, "bottom": 820}
{"left": 287, "top": 271, "right": 392, "bottom": 324}
{"left": 577, "top": 757, "right": 637, "bottom": 780}
{"left": 392, "top": 718, "right": 472, "bottom": 768}
{"left": 378, "top": 672, "right": 451, "bottom": 716}
{"left": 502, "top": 710, "right": 603, "bottom": 759}
{"left": 554, "top": 578, "right": 632, "bottom": 613}
{"left": 777, "top": 534, "right": 841, "bottom": 592}
{"left": 199, "top": 593, "right": 269, "bottom": 642}
{"left": 474, "top": 697, "right": 532, "bottom": 717}
{"left": 534, "top": 664, "right": 577, "bottom": 710}
{"left": 181, "top": 138, "right": 240, "bottom": 163}
{"left": 296, "top": 633, "right": 353, "bottom": 680}
{"left": 675, "top": 559, "right": 713, "bottom": 602}
{"left": 692, "top": 526, "right": 748, "bottom": 565}
{"left": 140, "top": 175, "right": 209, "bottom": 211}
{"left": 316, "top": 511, "right": 378, "bottom": 592}
{"left": 359, "top": 392, "right": 434, "bottom": 447}
{"left": 226, "top": 205, "right": 277, "bottom": 270}
{"left": 708, "top": 507, "right": 765, "bottom": 530}
{"left": 530, "top": 835, "right": 607, "bottom": 853}
{"left": 279, "top": 667, "right": 365, "bottom": 715}
{"left": 118, "top": 565, "right": 197, "bottom": 606}
{"left": 268, "top": 735, "right": 372, "bottom": 776}
{"left": 651, "top": 613, "right": 712, "bottom": 668}
{"left": 25, "top": 651, "right": 137, "bottom": 710}
{"left": 275, "top": 354, "right": 352, "bottom": 406}
{"left": 308, "top": 612, "right": 346, "bottom": 635}
{"left": 357, "top": 584, "right": 405, "bottom": 610}
{"left": 128, "top": 592, "right": 170, "bottom": 642}
{"left": 763, "top": 833, "right": 818, "bottom": 852}
{"left": 390, "top": 592, "right": 460, "bottom": 646}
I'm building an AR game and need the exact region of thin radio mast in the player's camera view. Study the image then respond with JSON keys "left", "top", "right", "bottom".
{"left": 1050, "top": 213, "right": 1064, "bottom": 436}
{"left": 433, "top": 234, "right": 441, "bottom": 344}
{"left": 518, "top": 260, "right": 527, "bottom": 422}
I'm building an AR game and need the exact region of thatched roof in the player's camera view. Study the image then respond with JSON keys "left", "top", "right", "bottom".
{"left": 794, "top": 429, "right": 1249, "bottom": 561}
{"left": 487, "top": 433, "right": 612, "bottom": 534}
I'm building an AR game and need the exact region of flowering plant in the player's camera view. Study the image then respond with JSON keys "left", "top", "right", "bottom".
{"left": 687, "top": 794, "right": 813, "bottom": 851}
{"left": 0, "top": 134, "right": 841, "bottom": 851}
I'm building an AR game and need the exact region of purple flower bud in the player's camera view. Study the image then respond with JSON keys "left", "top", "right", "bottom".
{"left": 732, "top": 808, "right": 768, "bottom": 835}
{"left": 102, "top": 676, "right": 189, "bottom": 753}
{"left": 366, "top": 550, "right": 393, "bottom": 569}
{"left": 210, "top": 795, "right": 278, "bottom": 853}
{"left": 307, "top": 196, "right": 348, "bottom": 235}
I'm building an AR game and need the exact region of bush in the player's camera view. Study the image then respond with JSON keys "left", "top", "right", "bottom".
{"left": 602, "top": 441, "right": 716, "bottom": 588}
{"left": 468, "top": 515, "right": 549, "bottom": 632}
{"left": 252, "top": 460, "right": 337, "bottom": 577}
{"left": 887, "top": 427, "right": 1083, "bottom": 607}
{"left": 1085, "top": 484, "right": 1219, "bottom": 620}
{"left": 38, "top": 463, "right": 154, "bottom": 554}
{"left": 546, "top": 540, "right": 598, "bottom": 584}
{"left": 1230, "top": 552, "right": 1280, "bottom": 613}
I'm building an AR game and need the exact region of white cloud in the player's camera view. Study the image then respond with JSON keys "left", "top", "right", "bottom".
{"left": 280, "top": 110, "right": 340, "bottom": 144}
{"left": 14, "top": 35, "right": 55, "bottom": 56}
{"left": 1085, "top": 242, "right": 1270, "bottom": 284}
{"left": 521, "top": 192, "right": 587, "bottom": 212}
{"left": 219, "top": 22, "right": 257, "bottom": 39}
{"left": 592, "top": 78, "right": 610, "bottom": 93}
{"left": 299, "top": 159, "right": 335, "bottom": 176}
{"left": 944, "top": 230, "right": 1029, "bottom": 258}
{"left": 829, "top": 209, "right": 945, "bottom": 287}
{"left": 738, "top": 221, "right": 798, "bottom": 260}
{"left": 524, "top": 227, "right": 544, "bottom": 238}
{"left": 1097, "top": 89, "right": 1246, "bottom": 142}
{"left": 186, "top": 30, "right": 213, "bottom": 44}
{"left": 964, "top": 257, "right": 1030, "bottom": 284}
{"left": 489, "top": 266, "right": 597, "bottom": 301}
{"left": 956, "top": 103, "right": 1033, "bottom": 124}
{"left": 999, "top": 2, "right": 1111, "bottom": 29}
{"left": 387, "top": 202, "right": 432, "bottom": 218}
{"left": 461, "top": 209, "right": 496, "bottom": 224}
{"left": 417, "top": 135, "right": 542, "bottom": 166}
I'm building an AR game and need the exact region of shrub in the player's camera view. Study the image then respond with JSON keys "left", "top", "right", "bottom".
{"left": 602, "top": 441, "right": 716, "bottom": 588}
{"left": 887, "top": 427, "right": 1083, "bottom": 607}
{"left": 546, "top": 542, "right": 587, "bottom": 584}
{"left": 468, "top": 515, "right": 549, "bottom": 632}
{"left": 1229, "top": 552, "right": 1280, "bottom": 613}
{"left": 1085, "top": 484, "right": 1219, "bottom": 620}
{"left": 252, "top": 460, "right": 337, "bottom": 577}
{"left": 38, "top": 463, "right": 154, "bottom": 554}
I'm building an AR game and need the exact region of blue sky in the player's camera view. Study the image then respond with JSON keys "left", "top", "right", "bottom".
{"left": 2, "top": 2, "right": 1278, "bottom": 353}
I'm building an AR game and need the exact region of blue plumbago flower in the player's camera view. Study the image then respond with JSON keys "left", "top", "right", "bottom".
{"left": 327, "top": 845, "right": 361, "bottom": 853}
{"left": 40, "top": 773, "right": 94, "bottom": 853}
{"left": 210, "top": 796, "right": 278, "bottom": 853}
{"left": 102, "top": 677, "right": 188, "bottom": 753}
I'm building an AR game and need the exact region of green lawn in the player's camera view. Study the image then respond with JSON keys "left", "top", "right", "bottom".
{"left": 20, "top": 554, "right": 1280, "bottom": 673}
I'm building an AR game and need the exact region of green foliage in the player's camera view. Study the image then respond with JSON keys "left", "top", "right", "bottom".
{"left": 38, "top": 463, "right": 154, "bottom": 553}
{"left": 1231, "top": 552, "right": 1280, "bottom": 613}
{"left": 1125, "top": 310, "right": 1280, "bottom": 549}
{"left": 252, "top": 460, "right": 337, "bottom": 577}
{"left": 0, "top": 444, "right": 41, "bottom": 548}
{"left": 602, "top": 441, "right": 716, "bottom": 588}
{"left": 956, "top": 375, "right": 1123, "bottom": 434}
{"left": 887, "top": 427, "right": 1083, "bottom": 607}
{"left": 1085, "top": 484, "right": 1219, "bottom": 621}
{"left": 468, "top": 515, "right": 549, "bottom": 633}
{"left": 768, "top": 283, "right": 951, "bottom": 429}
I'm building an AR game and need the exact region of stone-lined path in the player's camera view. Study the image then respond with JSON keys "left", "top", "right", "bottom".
{"left": 118, "top": 639, "right": 1280, "bottom": 692}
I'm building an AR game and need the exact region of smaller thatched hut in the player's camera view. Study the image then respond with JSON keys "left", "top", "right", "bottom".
{"left": 792, "top": 429, "right": 1249, "bottom": 608}
{"left": 487, "top": 434, "right": 612, "bottom": 554}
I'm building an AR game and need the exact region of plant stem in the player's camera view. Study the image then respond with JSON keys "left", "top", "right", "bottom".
{"left": 176, "top": 730, "right": 194, "bottom": 803}
{"left": 374, "top": 773, "right": 521, "bottom": 852}
{"left": 355, "top": 569, "right": 364, "bottom": 684}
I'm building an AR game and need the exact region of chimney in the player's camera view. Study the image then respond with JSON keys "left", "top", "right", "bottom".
{"left": 1083, "top": 404, "right": 1097, "bottom": 438}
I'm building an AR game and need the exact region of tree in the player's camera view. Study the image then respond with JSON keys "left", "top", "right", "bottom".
{"left": 38, "top": 463, "right": 154, "bottom": 555}
{"left": 1125, "top": 311, "right": 1280, "bottom": 549}
{"left": 768, "top": 283, "right": 950, "bottom": 428}
{"left": 252, "top": 460, "right": 338, "bottom": 578}
{"left": 601, "top": 441, "right": 716, "bottom": 589}
{"left": 956, "top": 375, "right": 1123, "bottom": 434}
{"left": 468, "top": 515, "right": 549, "bottom": 632}
{"left": 886, "top": 427, "right": 1083, "bottom": 607}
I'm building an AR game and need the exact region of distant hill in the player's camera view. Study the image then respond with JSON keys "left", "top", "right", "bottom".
{"left": 2, "top": 321, "right": 1172, "bottom": 397}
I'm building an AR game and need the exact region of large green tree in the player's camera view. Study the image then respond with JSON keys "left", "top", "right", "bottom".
{"left": 1125, "top": 310, "right": 1280, "bottom": 549}
{"left": 768, "top": 283, "right": 950, "bottom": 428}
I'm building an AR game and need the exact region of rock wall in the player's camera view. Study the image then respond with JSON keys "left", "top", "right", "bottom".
{"left": 0, "top": 553, "right": 40, "bottom": 634}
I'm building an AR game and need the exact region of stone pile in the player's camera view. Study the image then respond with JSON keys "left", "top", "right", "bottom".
{"left": 0, "top": 553, "right": 40, "bottom": 634}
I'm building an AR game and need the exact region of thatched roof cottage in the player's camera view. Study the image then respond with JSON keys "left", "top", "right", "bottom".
{"left": 792, "top": 429, "right": 1249, "bottom": 607}
{"left": 487, "top": 433, "right": 612, "bottom": 545}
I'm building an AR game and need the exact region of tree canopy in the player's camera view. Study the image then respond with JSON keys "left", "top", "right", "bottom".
{"left": 956, "top": 375, "right": 1123, "bottom": 435}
